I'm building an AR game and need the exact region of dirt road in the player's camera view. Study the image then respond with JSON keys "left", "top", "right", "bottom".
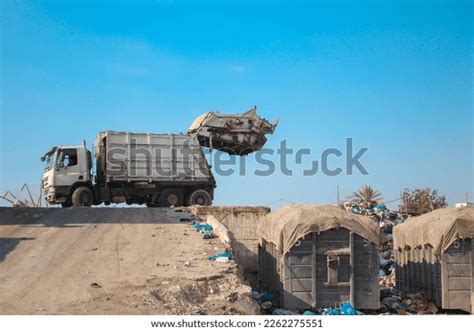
{"left": 0, "top": 207, "right": 257, "bottom": 314}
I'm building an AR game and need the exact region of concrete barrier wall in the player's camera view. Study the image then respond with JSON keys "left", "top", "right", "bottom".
{"left": 192, "top": 206, "right": 271, "bottom": 285}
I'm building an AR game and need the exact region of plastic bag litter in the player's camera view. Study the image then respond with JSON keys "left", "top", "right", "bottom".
{"left": 208, "top": 251, "right": 233, "bottom": 261}
{"left": 322, "top": 308, "right": 341, "bottom": 315}
{"left": 322, "top": 302, "right": 361, "bottom": 315}
{"left": 340, "top": 302, "right": 358, "bottom": 315}
{"left": 192, "top": 221, "right": 202, "bottom": 232}
{"left": 202, "top": 230, "right": 215, "bottom": 239}
{"left": 192, "top": 223, "right": 213, "bottom": 232}
{"left": 215, "top": 256, "right": 230, "bottom": 263}
{"left": 256, "top": 293, "right": 274, "bottom": 302}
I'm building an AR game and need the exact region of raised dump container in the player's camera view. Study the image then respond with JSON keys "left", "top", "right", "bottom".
{"left": 258, "top": 205, "right": 381, "bottom": 310}
{"left": 393, "top": 207, "right": 474, "bottom": 313}
{"left": 188, "top": 107, "right": 278, "bottom": 155}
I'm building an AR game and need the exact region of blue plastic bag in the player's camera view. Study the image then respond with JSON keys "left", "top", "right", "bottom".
{"left": 208, "top": 251, "right": 233, "bottom": 261}
{"left": 202, "top": 230, "right": 215, "bottom": 239}
{"left": 340, "top": 302, "right": 358, "bottom": 315}
{"left": 256, "top": 293, "right": 274, "bottom": 302}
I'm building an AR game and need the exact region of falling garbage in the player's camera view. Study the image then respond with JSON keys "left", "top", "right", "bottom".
{"left": 188, "top": 107, "right": 278, "bottom": 156}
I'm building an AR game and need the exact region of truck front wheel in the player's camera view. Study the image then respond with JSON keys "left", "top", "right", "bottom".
{"left": 71, "top": 187, "right": 94, "bottom": 207}
{"left": 188, "top": 189, "right": 212, "bottom": 206}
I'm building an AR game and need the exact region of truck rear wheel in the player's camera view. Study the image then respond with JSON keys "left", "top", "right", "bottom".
{"left": 159, "top": 189, "right": 183, "bottom": 207}
{"left": 71, "top": 187, "right": 93, "bottom": 207}
{"left": 188, "top": 189, "right": 212, "bottom": 206}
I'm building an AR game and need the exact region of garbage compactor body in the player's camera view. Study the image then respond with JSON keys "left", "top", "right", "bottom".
{"left": 258, "top": 205, "right": 381, "bottom": 310}
{"left": 394, "top": 206, "right": 474, "bottom": 313}
{"left": 188, "top": 107, "right": 278, "bottom": 155}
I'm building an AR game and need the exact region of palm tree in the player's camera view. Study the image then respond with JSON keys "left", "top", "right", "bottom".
{"left": 350, "top": 185, "right": 382, "bottom": 206}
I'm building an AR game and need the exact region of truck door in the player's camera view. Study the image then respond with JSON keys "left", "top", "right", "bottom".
{"left": 54, "top": 148, "right": 81, "bottom": 187}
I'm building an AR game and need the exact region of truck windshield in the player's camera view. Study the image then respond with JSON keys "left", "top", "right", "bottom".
{"left": 42, "top": 152, "right": 55, "bottom": 171}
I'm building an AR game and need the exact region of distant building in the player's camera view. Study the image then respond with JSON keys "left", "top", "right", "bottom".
{"left": 455, "top": 202, "right": 474, "bottom": 208}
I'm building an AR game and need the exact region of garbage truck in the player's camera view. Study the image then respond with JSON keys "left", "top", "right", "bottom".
{"left": 41, "top": 107, "right": 277, "bottom": 207}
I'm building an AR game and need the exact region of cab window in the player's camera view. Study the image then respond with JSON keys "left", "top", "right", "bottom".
{"left": 57, "top": 148, "right": 78, "bottom": 168}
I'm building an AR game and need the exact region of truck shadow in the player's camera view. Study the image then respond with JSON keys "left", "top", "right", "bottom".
{"left": 0, "top": 207, "right": 194, "bottom": 227}
{"left": 0, "top": 237, "right": 36, "bottom": 262}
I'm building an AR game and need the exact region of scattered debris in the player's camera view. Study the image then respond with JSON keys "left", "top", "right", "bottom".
{"left": 192, "top": 221, "right": 213, "bottom": 232}
{"left": 272, "top": 308, "right": 300, "bottom": 315}
{"left": 208, "top": 251, "right": 233, "bottom": 261}
{"left": 255, "top": 292, "right": 274, "bottom": 303}
{"left": 0, "top": 183, "right": 42, "bottom": 207}
{"left": 191, "top": 220, "right": 218, "bottom": 240}
{"left": 215, "top": 256, "right": 230, "bottom": 263}
{"left": 194, "top": 274, "right": 224, "bottom": 282}
{"left": 227, "top": 292, "right": 239, "bottom": 303}
{"left": 379, "top": 290, "right": 439, "bottom": 315}
{"left": 141, "top": 275, "right": 258, "bottom": 315}
{"left": 322, "top": 302, "right": 361, "bottom": 315}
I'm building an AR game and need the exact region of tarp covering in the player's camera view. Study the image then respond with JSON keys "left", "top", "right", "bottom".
{"left": 393, "top": 207, "right": 474, "bottom": 257}
{"left": 261, "top": 204, "right": 382, "bottom": 254}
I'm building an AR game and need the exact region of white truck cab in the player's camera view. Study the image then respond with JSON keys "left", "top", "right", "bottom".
{"left": 41, "top": 142, "right": 92, "bottom": 207}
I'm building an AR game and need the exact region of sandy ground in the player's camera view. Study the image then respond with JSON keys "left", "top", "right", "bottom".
{"left": 0, "top": 207, "right": 257, "bottom": 314}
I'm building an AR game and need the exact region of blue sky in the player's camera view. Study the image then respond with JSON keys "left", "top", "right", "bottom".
{"left": 1, "top": 0, "right": 472, "bottom": 208}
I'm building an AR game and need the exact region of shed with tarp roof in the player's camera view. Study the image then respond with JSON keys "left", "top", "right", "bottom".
{"left": 258, "top": 204, "right": 381, "bottom": 310}
{"left": 393, "top": 206, "right": 474, "bottom": 313}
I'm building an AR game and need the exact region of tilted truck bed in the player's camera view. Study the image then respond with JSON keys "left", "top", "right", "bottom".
{"left": 188, "top": 107, "right": 278, "bottom": 155}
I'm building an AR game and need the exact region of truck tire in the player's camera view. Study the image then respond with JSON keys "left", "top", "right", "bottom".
{"left": 71, "top": 186, "right": 93, "bottom": 207}
{"left": 159, "top": 189, "right": 183, "bottom": 207}
{"left": 188, "top": 189, "right": 212, "bottom": 206}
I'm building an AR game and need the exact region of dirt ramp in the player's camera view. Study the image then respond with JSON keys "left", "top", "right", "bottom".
{"left": 0, "top": 207, "right": 255, "bottom": 314}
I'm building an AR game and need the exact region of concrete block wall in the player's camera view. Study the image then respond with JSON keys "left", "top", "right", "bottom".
{"left": 192, "top": 206, "right": 271, "bottom": 285}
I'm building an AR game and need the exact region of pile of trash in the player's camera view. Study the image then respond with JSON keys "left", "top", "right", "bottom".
{"left": 344, "top": 201, "right": 441, "bottom": 315}
{"left": 321, "top": 302, "right": 361, "bottom": 315}
{"left": 344, "top": 201, "right": 404, "bottom": 285}
{"left": 252, "top": 290, "right": 362, "bottom": 315}
{"left": 380, "top": 289, "right": 438, "bottom": 315}
{"left": 344, "top": 202, "right": 405, "bottom": 233}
